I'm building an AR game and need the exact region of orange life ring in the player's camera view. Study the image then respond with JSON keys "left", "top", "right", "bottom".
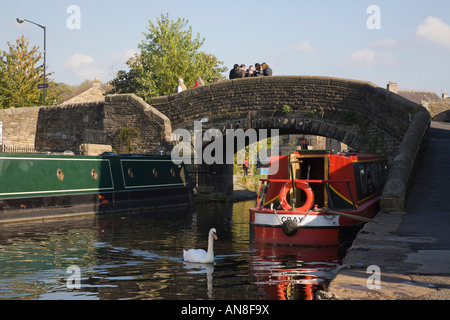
{"left": 279, "top": 181, "right": 315, "bottom": 211}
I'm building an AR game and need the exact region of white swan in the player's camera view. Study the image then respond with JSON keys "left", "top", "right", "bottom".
{"left": 183, "top": 228, "right": 218, "bottom": 263}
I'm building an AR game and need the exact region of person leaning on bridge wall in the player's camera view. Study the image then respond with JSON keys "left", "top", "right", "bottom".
{"left": 261, "top": 62, "right": 273, "bottom": 76}
{"left": 193, "top": 76, "right": 205, "bottom": 88}
{"left": 175, "top": 78, "right": 187, "bottom": 93}
{"left": 234, "top": 64, "right": 247, "bottom": 78}
{"left": 229, "top": 62, "right": 273, "bottom": 79}
{"left": 253, "top": 63, "right": 263, "bottom": 76}
{"left": 246, "top": 65, "right": 255, "bottom": 77}
{"left": 229, "top": 64, "right": 239, "bottom": 79}
{"left": 230, "top": 62, "right": 272, "bottom": 80}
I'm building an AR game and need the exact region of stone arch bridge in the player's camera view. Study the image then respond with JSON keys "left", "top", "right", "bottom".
{"left": 151, "top": 76, "right": 418, "bottom": 155}
{"left": 145, "top": 76, "right": 430, "bottom": 211}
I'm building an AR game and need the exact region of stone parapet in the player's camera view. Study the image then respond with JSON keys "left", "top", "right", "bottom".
{"left": 381, "top": 108, "right": 431, "bottom": 212}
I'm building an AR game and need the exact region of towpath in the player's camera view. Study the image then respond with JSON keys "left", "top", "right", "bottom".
{"left": 327, "top": 121, "right": 450, "bottom": 300}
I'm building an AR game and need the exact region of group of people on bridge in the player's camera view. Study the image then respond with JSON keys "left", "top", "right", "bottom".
{"left": 229, "top": 62, "right": 273, "bottom": 79}
{"left": 175, "top": 62, "right": 273, "bottom": 93}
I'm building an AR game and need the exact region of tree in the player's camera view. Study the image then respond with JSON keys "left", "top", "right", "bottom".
{"left": 111, "top": 14, "right": 226, "bottom": 101}
{"left": 0, "top": 35, "right": 46, "bottom": 109}
{"left": 119, "top": 127, "right": 140, "bottom": 153}
{"left": 46, "top": 82, "right": 73, "bottom": 105}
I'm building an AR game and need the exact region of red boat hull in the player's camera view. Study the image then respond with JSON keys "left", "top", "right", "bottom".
{"left": 249, "top": 197, "right": 378, "bottom": 246}
{"left": 251, "top": 223, "right": 340, "bottom": 246}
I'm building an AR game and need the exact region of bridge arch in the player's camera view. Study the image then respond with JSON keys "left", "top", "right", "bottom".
{"left": 151, "top": 76, "right": 423, "bottom": 158}
{"left": 149, "top": 76, "right": 430, "bottom": 211}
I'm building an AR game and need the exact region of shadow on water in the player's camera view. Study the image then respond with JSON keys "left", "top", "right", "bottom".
{"left": 0, "top": 200, "right": 354, "bottom": 300}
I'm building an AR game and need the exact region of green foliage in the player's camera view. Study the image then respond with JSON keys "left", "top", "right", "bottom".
{"left": 119, "top": 127, "right": 140, "bottom": 152}
{"left": 111, "top": 13, "right": 226, "bottom": 101}
{"left": 0, "top": 35, "right": 43, "bottom": 108}
{"left": 46, "top": 82, "right": 73, "bottom": 105}
{"left": 281, "top": 104, "right": 291, "bottom": 114}
{"left": 341, "top": 110, "right": 357, "bottom": 122}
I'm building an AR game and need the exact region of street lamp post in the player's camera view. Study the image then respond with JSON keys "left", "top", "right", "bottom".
{"left": 16, "top": 17, "right": 47, "bottom": 106}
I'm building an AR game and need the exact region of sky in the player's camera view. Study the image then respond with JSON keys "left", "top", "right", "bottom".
{"left": 1, "top": 0, "right": 450, "bottom": 95}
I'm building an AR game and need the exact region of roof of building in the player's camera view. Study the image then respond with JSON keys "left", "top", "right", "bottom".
{"left": 62, "top": 78, "right": 105, "bottom": 104}
{"left": 397, "top": 89, "right": 441, "bottom": 104}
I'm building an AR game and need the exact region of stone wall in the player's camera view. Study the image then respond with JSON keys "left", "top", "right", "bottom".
{"left": 32, "top": 94, "right": 171, "bottom": 154}
{"left": 428, "top": 100, "right": 450, "bottom": 120}
{"left": 433, "top": 110, "right": 450, "bottom": 122}
{"left": 381, "top": 108, "right": 431, "bottom": 212}
{"left": 103, "top": 94, "right": 172, "bottom": 153}
{"left": 0, "top": 106, "right": 40, "bottom": 147}
{"left": 35, "top": 101, "right": 105, "bottom": 152}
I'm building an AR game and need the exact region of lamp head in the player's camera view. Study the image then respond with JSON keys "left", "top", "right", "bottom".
{"left": 16, "top": 18, "right": 25, "bottom": 24}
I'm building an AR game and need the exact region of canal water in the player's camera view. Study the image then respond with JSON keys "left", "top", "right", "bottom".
{"left": 0, "top": 200, "right": 348, "bottom": 300}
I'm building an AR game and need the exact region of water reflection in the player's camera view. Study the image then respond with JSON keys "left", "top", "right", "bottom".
{"left": 183, "top": 262, "right": 214, "bottom": 298}
{"left": 0, "top": 201, "right": 346, "bottom": 300}
{"left": 250, "top": 244, "right": 341, "bottom": 300}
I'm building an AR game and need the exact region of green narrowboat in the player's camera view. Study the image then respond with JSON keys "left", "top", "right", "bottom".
{"left": 0, "top": 153, "right": 193, "bottom": 223}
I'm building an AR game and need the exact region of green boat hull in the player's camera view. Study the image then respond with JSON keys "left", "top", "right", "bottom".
{"left": 0, "top": 153, "right": 193, "bottom": 223}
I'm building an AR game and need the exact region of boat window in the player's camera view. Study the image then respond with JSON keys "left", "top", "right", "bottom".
{"left": 57, "top": 169, "right": 64, "bottom": 182}
{"left": 128, "top": 168, "right": 134, "bottom": 178}
{"left": 359, "top": 165, "right": 367, "bottom": 194}
{"left": 372, "top": 164, "right": 379, "bottom": 188}
{"left": 91, "top": 169, "right": 98, "bottom": 181}
{"left": 170, "top": 168, "right": 176, "bottom": 177}
{"left": 365, "top": 164, "right": 375, "bottom": 194}
{"left": 153, "top": 168, "right": 158, "bottom": 178}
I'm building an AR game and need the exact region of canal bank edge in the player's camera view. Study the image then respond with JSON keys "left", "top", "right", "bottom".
{"left": 326, "top": 210, "right": 450, "bottom": 300}
{"left": 326, "top": 115, "right": 450, "bottom": 300}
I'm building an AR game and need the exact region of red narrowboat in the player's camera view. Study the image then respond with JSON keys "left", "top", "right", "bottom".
{"left": 249, "top": 150, "right": 388, "bottom": 246}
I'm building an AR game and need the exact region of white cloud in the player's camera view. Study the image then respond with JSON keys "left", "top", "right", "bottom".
{"left": 64, "top": 53, "right": 107, "bottom": 81}
{"left": 64, "top": 53, "right": 94, "bottom": 69}
{"left": 342, "top": 39, "right": 396, "bottom": 68}
{"left": 344, "top": 48, "right": 376, "bottom": 67}
{"left": 417, "top": 16, "right": 450, "bottom": 48}
{"left": 375, "top": 50, "right": 395, "bottom": 63}
{"left": 292, "top": 40, "right": 319, "bottom": 53}
{"left": 373, "top": 39, "right": 398, "bottom": 48}
{"left": 109, "top": 48, "right": 139, "bottom": 64}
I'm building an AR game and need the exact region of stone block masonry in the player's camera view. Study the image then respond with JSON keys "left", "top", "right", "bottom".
{"left": 1, "top": 94, "right": 171, "bottom": 155}
{"left": 0, "top": 106, "right": 40, "bottom": 147}
{"left": 103, "top": 94, "right": 172, "bottom": 153}
{"left": 35, "top": 101, "right": 105, "bottom": 152}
